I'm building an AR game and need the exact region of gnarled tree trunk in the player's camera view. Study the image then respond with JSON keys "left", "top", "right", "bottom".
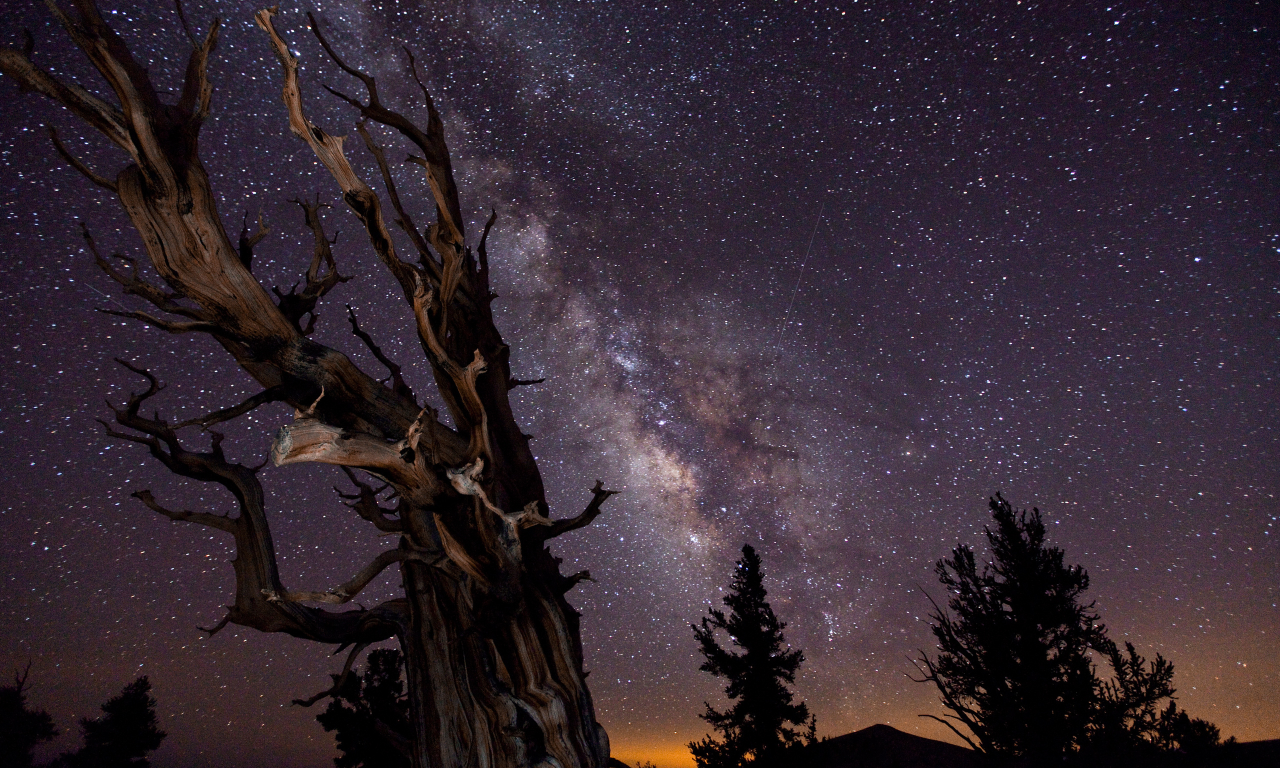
{"left": 0, "top": 3, "right": 614, "bottom": 766}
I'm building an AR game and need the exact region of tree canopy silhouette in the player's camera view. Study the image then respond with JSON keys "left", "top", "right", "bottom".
{"left": 0, "top": 3, "right": 616, "bottom": 765}
{"left": 915, "top": 494, "right": 1223, "bottom": 760}
{"left": 55, "top": 676, "right": 166, "bottom": 768}
{"left": 914, "top": 494, "right": 1107, "bottom": 757}
{"left": 316, "top": 648, "right": 412, "bottom": 768}
{"left": 690, "top": 544, "right": 814, "bottom": 768}
{"left": 0, "top": 665, "right": 58, "bottom": 768}
{"left": 1087, "top": 641, "right": 1224, "bottom": 758}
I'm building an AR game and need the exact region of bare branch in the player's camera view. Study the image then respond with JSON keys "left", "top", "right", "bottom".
{"left": 102, "top": 364, "right": 409, "bottom": 648}
{"left": 238, "top": 210, "right": 269, "bottom": 269}
{"left": 97, "top": 417, "right": 160, "bottom": 450}
{"left": 477, "top": 208, "right": 497, "bottom": 291}
{"left": 307, "top": 14, "right": 378, "bottom": 98}
{"left": 174, "top": 0, "right": 196, "bottom": 43}
{"left": 132, "top": 489, "right": 235, "bottom": 533}
{"left": 318, "top": 82, "right": 365, "bottom": 113}
{"left": 304, "top": 15, "right": 463, "bottom": 249}
{"left": 100, "top": 308, "right": 224, "bottom": 335}
{"left": 507, "top": 377, "right": 545, "bottom": 390}
{"left": 346, "top": 305, "right": 414, "bottom": 402}
{"left": 35, "top": 0, "right": 187, "bottom": 182}
{"left": 293, "top": 641, "right": 371, "bottom": 707}
{"left": 402, "top": 47, "right": 466, "bottom": 250}
{"left": 175, "top": 15, "right": 220, "bottom": 127}
{"left": 271, "top": 413, "right": 448, "bottom": 504}
{"left": 257, "top": 15, "right": 494, "bottom": 461}
{"left": 0, "top": 39, "right": 133, "bottom": 150}
{"left": 272, "top": 197, "right": 350, "bottom": 334}
{"left": 81, "top": 225, "right": 208, "bottom": 320}
{"left": 197, "top": 613, "right": 231, "bottom": 636}
{"left": 114, "top": 358, "right": 162, "bottom": 401}
{"left": 917, "top": 714, "right": 984, "bottom": 753}
{"left": 47, "top": 126, "right": 116, "bottom": 191}
{"left": 337, "top": 467, "right": 403, "bottom": 533}
{"left": 273, "top": 418, "right": 401, "bottom": 473}
{"left": 354, "top": 120, "right": 437, "bottom": 276}
{"left": 278, "top": 548, "right": 435, "bottom": 605}
{"left": 255, "top": 8, "right": 419, "bottom": 299}
{"left": 174, "top": 385, "right": 288, "bottom": 429}
{"left": 302, "top": 387, "right": 326, "bottom": 417}
{"left": 543, "top": 480, "right": 618, "bottom": 540}
{"left": 560, "top": 570, "right": 595, "bottom": 594}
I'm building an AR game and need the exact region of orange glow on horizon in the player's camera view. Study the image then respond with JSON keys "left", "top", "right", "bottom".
{"left": 605, "top": 683, "right": 1280, "bottom": 768}
{"left": 610, "top": 741, "right": 694, "bottom": 768}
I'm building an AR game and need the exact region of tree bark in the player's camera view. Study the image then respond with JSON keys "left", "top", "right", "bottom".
{"left": 0, "top": 3, "right": 614, "bottom": 766}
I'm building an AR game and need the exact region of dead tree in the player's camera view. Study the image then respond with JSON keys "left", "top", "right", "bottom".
{"left": 0, "top": 3, "right": 618, "bottom": 767}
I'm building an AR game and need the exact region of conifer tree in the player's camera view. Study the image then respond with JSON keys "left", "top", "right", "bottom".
{"left": 1152, "top": 701, "right": 1224, "bottom": 754}
{"left": 58, "top": 676, "right": 166, "bottom": 768}
{"left": 690, "top": 545, "right": 814, "bottom": 768}
{"left": 1089, "top": 642, "right": 1223, "bottom": 757}
{"left": 914, "top": 494, "right": 1106, "bottom": 758}
{"left": 0, "top": 666, "right": 58, "bottom": 768}
{"left": 915, "top": 494, "right": 1225, "bottom": 760}
{"left": 1090, "top": 641, "right": 1176, "bottom": 753}
{"left": 316, "top": 649, "right": 412, "bottom": 768}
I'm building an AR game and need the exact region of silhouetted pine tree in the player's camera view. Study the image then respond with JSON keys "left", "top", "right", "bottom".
{"left": 916, "top": 494, "right": 1226, "bottom": 762}
{"left": 914, "top": 494, "right": 1107, "bottom": 758}
{"left": 57, "top": 676, "right": 165, "bottom": 768}
{"left": 1090, "top": 641, "right": 1176, "bottom": 753}
{"left": 690, "top": 544, "right": 814, "bottom": 768}
{"left": 0, "top": 665, "right": 58, "bottom": 768}
{"left": 1152, "top": 701, "right": 1224, "bottom": 754}
{"left": 1087, "top": 641, "right": 1224, "bottom": 758}
{"left": 317, "top": 649, "right": 411, "bottom": 768}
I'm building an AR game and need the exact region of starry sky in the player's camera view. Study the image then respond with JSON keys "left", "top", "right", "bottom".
{"left": 1, "top": 1, "right": 1276, "bottom": 766}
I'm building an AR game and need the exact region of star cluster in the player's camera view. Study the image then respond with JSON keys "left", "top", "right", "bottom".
{"left": 1, "top": 2, "right": 1276, "bottom": 767}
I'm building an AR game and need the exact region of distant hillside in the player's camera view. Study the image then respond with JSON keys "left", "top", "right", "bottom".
{"left": 608, "top": 727, "right": 1280, "bottom": 768}
{"left": 781, "top": 723, "right": 987, "bottom": 768}
{"left": 771, "top": 725, "right": 1280, "bottom": 768}
{"left": 1220, "top": 739, "right": 1280, "bottom": 768}
{"left": 1073, "top": 737, "right": 1280, "bottom": 768}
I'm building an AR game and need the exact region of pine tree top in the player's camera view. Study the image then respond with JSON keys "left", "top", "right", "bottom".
{"left": 691, "top": 544, "right": 813, "bottom": 767}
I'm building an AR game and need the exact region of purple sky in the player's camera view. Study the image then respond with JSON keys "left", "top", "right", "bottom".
{"left": 1, "top": 2, "right": 1276, "bottom": 766}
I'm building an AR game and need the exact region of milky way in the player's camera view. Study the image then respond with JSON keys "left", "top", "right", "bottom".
{"left": 1, "top": 2, "right": 1276, "bottom": 766}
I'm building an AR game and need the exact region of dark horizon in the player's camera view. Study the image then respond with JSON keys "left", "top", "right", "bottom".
{"left": 1, "top": 1, "right": 1276, "bottom": 766}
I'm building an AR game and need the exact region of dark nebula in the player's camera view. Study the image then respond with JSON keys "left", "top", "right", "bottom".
{"left": 0, "top": 2, "right": 1275, "bottom": 766}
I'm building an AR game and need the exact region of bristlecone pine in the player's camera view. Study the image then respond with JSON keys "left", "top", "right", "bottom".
{"left": 0, "top": 3, "right": 618, "bottom": 767}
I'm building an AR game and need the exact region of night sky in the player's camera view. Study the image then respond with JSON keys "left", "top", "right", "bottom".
{"left": 1, "top": 1, "right": 1276, "bottom": 766}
